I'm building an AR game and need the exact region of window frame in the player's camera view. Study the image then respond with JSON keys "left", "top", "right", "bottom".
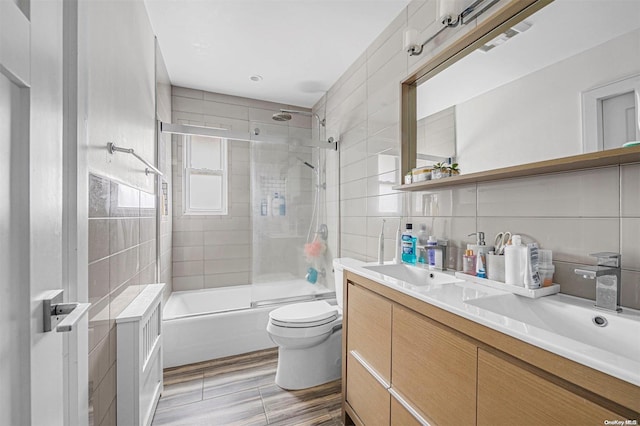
{"left": 182, "top": 135, "right": 229, "bottom": 216}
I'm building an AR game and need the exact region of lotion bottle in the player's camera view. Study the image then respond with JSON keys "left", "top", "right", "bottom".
{"left": 462, "top": 249, "right": 476, "bottom": 274}
{"left": 426, "top": 236, "right": 437, "bottom": 266}
{"left": 505, "top": 234, "right": 526, "bottom": 286}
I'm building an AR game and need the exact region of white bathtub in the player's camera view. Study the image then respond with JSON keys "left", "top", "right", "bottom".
{"left": 162, "top": 281, "right": 334, "bottom": 368}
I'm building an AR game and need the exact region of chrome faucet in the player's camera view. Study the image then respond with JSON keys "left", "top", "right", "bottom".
{"left": 574, "top": 252, "right": 622, "bottom": 312}
{"left": 431, "top": 240, "right": 448, "bottom": 271}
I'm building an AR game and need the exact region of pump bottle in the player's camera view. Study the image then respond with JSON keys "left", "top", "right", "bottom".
{"left": 505, "top": 234, "right": 526, "bottom": 286}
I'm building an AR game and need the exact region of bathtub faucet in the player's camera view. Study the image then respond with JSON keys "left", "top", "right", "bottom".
{"left": 574, "top": 252, "right": 622, "bottom": 312}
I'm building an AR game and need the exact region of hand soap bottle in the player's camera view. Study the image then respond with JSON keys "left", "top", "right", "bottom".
{"left": 401, "top": 223, "right": 417, "bottom": 265}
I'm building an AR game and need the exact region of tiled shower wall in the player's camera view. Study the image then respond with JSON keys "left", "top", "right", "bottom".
{"left": 170, "top": 86, "right": 312, "bottom": 291}
{"left": 171, "top": 136, "right": 252, "bottom": 290}
{"left": 315, "top": 0, "right": 640, "bottom": 310}
{"left": 88, "top": 174, "right": 157, "bottom": 425}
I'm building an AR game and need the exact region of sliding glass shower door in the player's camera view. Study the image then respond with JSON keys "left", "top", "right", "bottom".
{"left": 250, "top": 140, "right": 332, "bottom": 306}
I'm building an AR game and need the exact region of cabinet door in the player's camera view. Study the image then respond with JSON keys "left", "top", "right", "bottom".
{"left": 392, "top": 306, "right": 477, "bottom": 426}
{"left": 346, "top": 282, "right": 392, "bottom": 381}
{"left": 478, "top": 349, "right": 620, "bottom": 426}
{"left": 346, "top": 352, "right": 390, "bottom": 426}
{"left": 391, "top": 396, "right": 421, "bottom": 426}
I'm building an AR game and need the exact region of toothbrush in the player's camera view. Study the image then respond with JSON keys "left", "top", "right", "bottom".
{"left": 394, "top": 224, "right": 401, "bottom": 264}
{"left": 378, "top": 219, "right": 386, "bottom": 265}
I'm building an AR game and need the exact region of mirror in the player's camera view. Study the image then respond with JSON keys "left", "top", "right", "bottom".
{"left": 413, "top": 0, "right": 640, "bottom": 175}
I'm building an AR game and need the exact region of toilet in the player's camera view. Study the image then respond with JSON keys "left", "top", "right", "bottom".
{"left": 266, "top": 258, "right": 345, "bottom": 390}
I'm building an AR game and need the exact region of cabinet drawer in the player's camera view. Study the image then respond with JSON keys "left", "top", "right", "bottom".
{"left": 392, "top": 306, "right": 477, "bottom": 426}
{"left": 346, "top": 352, "right": 390, "bottom": 426}
{"left": 478, "top": 349, "right": 621, "bottom": 426}
{"left": 391, "top": 396, "right": 421, "bottom": 426}
{"left": 347, "top": 282, "right": 392, "bottom": 382}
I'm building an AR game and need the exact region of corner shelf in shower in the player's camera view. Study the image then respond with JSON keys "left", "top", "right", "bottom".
{"left": 393, "top": 145, "right": 640, "bottom": 191}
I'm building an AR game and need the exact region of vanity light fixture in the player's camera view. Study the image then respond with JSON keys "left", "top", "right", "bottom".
{"left": 405, "top": 0, "right": 500, "bottom": 56}
{"left": 478, "top": 21, "right": 532, "bottom": 53}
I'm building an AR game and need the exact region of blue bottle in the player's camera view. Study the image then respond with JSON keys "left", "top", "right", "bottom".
{"left": 401, "top": 223, "right": 417, "bottom": 265}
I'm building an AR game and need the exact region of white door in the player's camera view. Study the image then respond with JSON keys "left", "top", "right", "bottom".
{"left": 1, "top": 1, "right": 87, "bottom": 425}
{"left": 0, "top": 2, "right": 31, "bottom": 423}
{"left": 602, "top": 91, "right": 639, "bottom": 149}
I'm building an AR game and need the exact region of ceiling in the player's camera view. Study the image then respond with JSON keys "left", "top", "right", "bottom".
{"left": 144, "top": 0, "right": 411, "bottom": 108}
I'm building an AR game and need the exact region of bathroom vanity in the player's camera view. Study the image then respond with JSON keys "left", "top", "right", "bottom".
{"left": 341, "top": 266, "right": 640, "bottom": 426}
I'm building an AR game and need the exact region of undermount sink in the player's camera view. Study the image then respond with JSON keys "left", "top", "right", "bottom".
{"left": 465, "top": 293, "right": 640, "bottom": 361}
{"left": 362, "top": 264, "right": 463, "bottom": 286}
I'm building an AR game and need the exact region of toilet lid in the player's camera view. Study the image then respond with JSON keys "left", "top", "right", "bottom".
{"left": 269, "top": 301, "right": 338, "bottom": 328}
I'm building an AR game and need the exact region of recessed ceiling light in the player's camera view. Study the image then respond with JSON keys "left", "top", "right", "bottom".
{"left": 250, "top": 75, "right": 263, "bottom": 82}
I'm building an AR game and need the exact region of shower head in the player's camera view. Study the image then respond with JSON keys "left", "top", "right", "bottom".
{"left": 272, "top": 109, "right": 326, "bottom": 127}
{"left": 272, "top": 111, "right": 293, "bottom": 122}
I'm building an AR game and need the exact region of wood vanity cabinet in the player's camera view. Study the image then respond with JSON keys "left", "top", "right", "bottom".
{"left": 392, "top": 306, "right": 476, "bottom": 425}
{"left": 390, "top": 397, "right": 421, "bottom": 426}
{"left": 477, "top": 349, "right": 619, "bottom": 426}
{"left": 343, "top": 271, "right": 640, "bottom": 426}
{"left": 345, "top": 282, "right": 392, "bottom": 425}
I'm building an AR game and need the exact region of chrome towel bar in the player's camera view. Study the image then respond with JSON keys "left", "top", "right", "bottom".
{"left": 107, "top": 142, "right": 163, "bottom": 177}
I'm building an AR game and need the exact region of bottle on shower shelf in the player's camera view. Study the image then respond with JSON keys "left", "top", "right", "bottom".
{"left": 279, "top": 194, "right": 286, "bottom": 216}
{"left": 272, "top": 192, "right": 281, "bottom": 216}
{"left": 260, "top": 198, "right": 268, "bottom": 216}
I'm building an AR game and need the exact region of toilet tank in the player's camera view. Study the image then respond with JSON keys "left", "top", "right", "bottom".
{"left": 332, "top": 258, "right": 345, "bottom": 309}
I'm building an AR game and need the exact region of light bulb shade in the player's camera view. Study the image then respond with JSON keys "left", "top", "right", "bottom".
{"left": 403, "top": 28, "right": 419, "bottom": 52}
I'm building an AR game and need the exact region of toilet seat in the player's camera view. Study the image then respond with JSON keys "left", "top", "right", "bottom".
{"left": 269, "top": 300, "right": 338, "bottom": 328}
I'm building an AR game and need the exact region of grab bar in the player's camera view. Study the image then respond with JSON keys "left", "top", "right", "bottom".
{"left": 107, "top": 142, "right": 164, "bottom": 177}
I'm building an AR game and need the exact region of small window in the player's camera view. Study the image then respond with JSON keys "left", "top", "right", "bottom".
{"left": 183, "top": 135, "right": 228, "bottom": 215}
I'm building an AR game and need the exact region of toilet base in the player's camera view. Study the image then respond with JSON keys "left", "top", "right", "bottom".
{"left": 274, "top": 329, "right": 342, "bottom": 390}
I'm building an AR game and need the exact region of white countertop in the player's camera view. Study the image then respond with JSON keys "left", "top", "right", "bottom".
{"left": 340, "top": 259, "right": 640, "bottom": 387}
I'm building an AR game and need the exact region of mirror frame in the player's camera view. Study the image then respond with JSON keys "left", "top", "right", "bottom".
{"left": 400, "top": 0, "right": 552, "bottom": 178}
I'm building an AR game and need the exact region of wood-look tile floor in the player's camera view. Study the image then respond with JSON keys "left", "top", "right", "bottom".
{"left": 152, "top": 348, "right": 343, "bottom": 426}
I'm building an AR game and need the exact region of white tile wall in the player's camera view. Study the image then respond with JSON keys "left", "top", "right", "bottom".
{"left": 477, "top": 168, "right": 620, "bottom": 217}
{"left": 621, "top": 163, "right": 640, "bottom": 217}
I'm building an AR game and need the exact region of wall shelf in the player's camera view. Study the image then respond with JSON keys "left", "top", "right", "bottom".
{"left": 393, "top": 145, "right": 640, "bottom": 192}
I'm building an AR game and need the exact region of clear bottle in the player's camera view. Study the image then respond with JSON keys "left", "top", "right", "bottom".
{"left": 401, "top": 223, "right": 417, "bottom": 265}
{"left": 260, "top": 199, "right": 268, "bottom": 216}
{"left": 462, "top": 249, "right": 476, "bottom": 275}
{"left": 279, "top": 194, "right": 286, "bottom": 216}
{"left": 426, "top": 236, "right": 437, "bottom": 266}
{"left": 418, "top": 224, "right": 429, "bottom": 246}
